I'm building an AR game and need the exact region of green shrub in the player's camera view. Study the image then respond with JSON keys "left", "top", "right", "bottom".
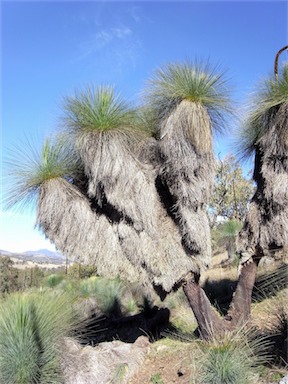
{"left": 0, "top": 291, "right": 78, "bottom": 384}
{"left": 63, "top": 276, "right": 126, "bottom": 316}
{"left": 196, "top": 329, "right": 269, "bottom": 384}
{"left": 45, "top": 273, "right": 65, "bottom": 288}
{"left": 0, "top": 256, "right": 19, "bottom": 295}
{"left": 93, "top": 277, "right": 125, "bottom": 315}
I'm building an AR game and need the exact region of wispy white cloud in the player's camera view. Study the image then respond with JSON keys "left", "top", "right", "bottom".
{"left": 129, "top": 6, "right": 141, "bottom": 23}
{"left": 95, "top": 27, "right": 132, "bottom": 47}
{"left": 112, "top": 27, "right": 132, "bottom": 39}
{"left": 74, "top": 25, "right": 143, "bottom": 73}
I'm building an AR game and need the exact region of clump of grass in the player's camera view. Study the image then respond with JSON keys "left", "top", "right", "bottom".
{"left": 0, "top": 291, "right": 78, "bottom": 384}
{"left": 4, "top": 135, "right": 81, "bottom": 213}
{"left": 237, "top": 63, "right": 288, "bottom": 159}
{"left": 68, "top": 276, "right": 125, "bottom": 316}
{"left": 122, "top": 297, "right": 139, "bottom": 315}
{"left": 45, "top": 273, "right": 65, "bottom": 288}
{"left": 93, "top": 277, "right": 125, "bottom": 316}
{"left": 253, "top": 264, "right": 288, "bottom": 302}
{"left": 62, "top": 85, "right": 135, "bottom": 134}
{"left": 195, "top": 328, "right": 270, "bottom": 384}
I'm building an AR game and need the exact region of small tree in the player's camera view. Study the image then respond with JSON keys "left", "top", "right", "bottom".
{"left": 209, "top": 154, "right": 254, "bottom": 227}
{"left": 214, "top": 219, "right": 243, "bottom": 262}
{"left": 0, "top": 257, "right": 19, "bottom": 295}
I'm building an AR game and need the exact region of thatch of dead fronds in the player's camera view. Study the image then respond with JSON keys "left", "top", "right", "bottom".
{"left": 36, "top": 178, "right": 146, "bottom": 284}
{"left": 144, "top": 62, "right": 232, "bottom": 267}
{"left": 156, "top": 102, "right": 214, "bottom": 262}
{"left": 60, "top": 84, "right": 204, "bottom": 293}
{"left": 237, "top": 65, "right": 288, "bottom": 261}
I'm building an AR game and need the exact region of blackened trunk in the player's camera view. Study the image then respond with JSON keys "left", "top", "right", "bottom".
{"left": 228, "top": 259, "right": 258, "bottom": 326}
{"left": 182, "top": 273, "right": 231, "bottom": 339}
{"left": 182, "top": 260, "right": 258, "bottom": 339}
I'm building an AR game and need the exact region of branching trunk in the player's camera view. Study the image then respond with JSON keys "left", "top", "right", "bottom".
{"left": 227, "top": 258, "right": 258, "bottom": 326}
{"left": 182, "top": 257, "right": 258, "bottom": 339}
{"left": 182, "top": 272, "right": 231, "bottom": 339}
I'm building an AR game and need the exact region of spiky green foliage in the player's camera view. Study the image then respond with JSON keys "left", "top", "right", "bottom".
{"left": 4, "top": 136, "right": 80, "bottom": 212}
{"left": 0, "top": 292, "right": 78, "bottom": 384}
{"left": 218, "top": 219, "right": 243, "bottom": 239}
{"left": 62, "top": 85, "right": 142, "bottom": 136}
{"left": 91, "top": 277, "right": 125, "bottom": 315}
{"left": 238, "top": 64, "right": 288, "bottom": 158}
{"left": 145, "top": 60, "right": 232, "bottom": 134}
{"left": 197, "top": 328, "right": 270, "bottom": 384}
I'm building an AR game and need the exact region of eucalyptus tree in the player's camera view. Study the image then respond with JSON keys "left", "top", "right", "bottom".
{"left": 209, "top": 154, "right": 255, "bottom": 227}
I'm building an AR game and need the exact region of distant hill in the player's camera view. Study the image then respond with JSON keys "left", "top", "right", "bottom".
{"left": 0, "top": 248, "right": 66, "bottom": 265}
{"left": 24, "top": 249, "right": 64, "bottom": 259}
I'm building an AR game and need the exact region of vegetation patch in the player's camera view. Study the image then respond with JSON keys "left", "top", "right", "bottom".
{"left": 0, "top": 291, "right": 78, "bottom": 384}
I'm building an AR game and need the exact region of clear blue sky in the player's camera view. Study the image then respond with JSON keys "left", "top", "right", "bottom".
{"left": 1, "top": 0, "right": 287, "bottom": 252}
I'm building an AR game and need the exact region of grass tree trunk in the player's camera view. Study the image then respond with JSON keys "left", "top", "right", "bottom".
{"left": 227, "top": 258, "right": 258, "bottom": 326}
{"left": 182, "top": 257, "right": 258, "bottom": 339}
{"left": 182, "top": 273, "right": 228, "bottom": 338}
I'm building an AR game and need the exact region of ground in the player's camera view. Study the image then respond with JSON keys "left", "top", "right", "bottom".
{"left": 127, "top": 339, "right": 196, "bottom": 384}
{"left": 127, "top": 336, "right": 287, "bottom": 384}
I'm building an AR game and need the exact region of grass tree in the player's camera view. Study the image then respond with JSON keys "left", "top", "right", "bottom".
{"left": 7, "top": 55, "right": 286, "bottom": 340}
{"left": 145, "top": 61, "right": 234, "bottom": 337}
{"left": 5, "top": 63, "right": 234, "bottom": 338}
{"left": 235, "top": 46, "right": 288, "bottom": 323}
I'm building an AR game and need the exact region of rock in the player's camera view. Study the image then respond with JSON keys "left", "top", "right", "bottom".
{"left": 258, "top": 256, "right": 275, "bottom": 268}
{"left": 61, "top": 336, "right": 150, "bottom": 384}
{"left": 279, "top": 375, "right": 288, "bottom": 384}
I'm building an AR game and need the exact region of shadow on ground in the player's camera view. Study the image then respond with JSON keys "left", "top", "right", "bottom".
{"left": 76, "top": 303, "right": 170, "bottom": 345}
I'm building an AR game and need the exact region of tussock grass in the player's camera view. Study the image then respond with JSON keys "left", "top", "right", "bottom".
{"left": 251, "top": 289, "right": 288, "bottom": 366}
{"left": 193, "top": 328, "right": 270, "bottom": 384}
{"left": 63, "top": 276, "right": 127, "bottom": 316}
{"left": 45, "top": 273, "right": 66, "bottom": 288}
{"left": 0, "top": 291, "right": 78, "bottom": 384}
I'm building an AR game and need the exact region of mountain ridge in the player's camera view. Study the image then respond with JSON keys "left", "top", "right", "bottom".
{"left": 0, "top": 248, "right": 66, "bottom": 265}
